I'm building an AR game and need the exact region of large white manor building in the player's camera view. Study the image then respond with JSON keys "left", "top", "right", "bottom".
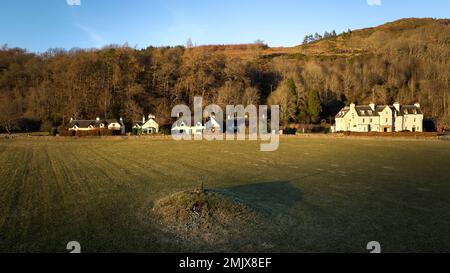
{"left": 334, "top": 102, "right": 423, "bottom": 133}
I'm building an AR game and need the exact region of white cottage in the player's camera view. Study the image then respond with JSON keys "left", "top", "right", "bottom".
{"left": 171, "top": 121, "right": 191, "bottom": 134}
{"left": 68, "top": 117, "right": 125, "bottom": 134}
{"left": 192, "top": 121, "right": 205, "bottom": 135}
{"left": 171, "top": 116, "right": 221, "bottom": 136}
{"left": 133, "top": 114, "right": 159, "bottom": 134}
{"left": 334, "top": 102, "right": 423, "bottom": 133}
{"left": 204, "top": 116, "right": 222, "bottom": 134}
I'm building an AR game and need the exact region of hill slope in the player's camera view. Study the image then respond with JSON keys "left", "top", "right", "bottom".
{"left": 0, "top": 18, "right": 449, "bottom": 132}
{"left": 190, "top": 18, "right": 450, "bottom": 59}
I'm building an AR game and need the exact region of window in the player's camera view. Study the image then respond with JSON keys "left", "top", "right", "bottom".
{"left": 414, "top": 118, "right": 416, "bottom": 122}
{"left": 386, "top": 118, "right": 388, "bottom": 122}
{"left": 370, "top": 118, "right": 372, "bottom": 123}
{"left": 362, "top": 118, "right": 365, "bottom": 123}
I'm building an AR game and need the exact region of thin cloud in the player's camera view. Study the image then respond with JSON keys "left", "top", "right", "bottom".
{"left": 367, "top": 0, "right": 381, "bottom": 6}
{"left": 67, "top": 0, "right": 81, "bottom": 6}
{"left": 75, "top": 24, "right": 106, "bottom": 48}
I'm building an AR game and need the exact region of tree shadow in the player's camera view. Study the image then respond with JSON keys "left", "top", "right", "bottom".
{"left": 214, "top": 181, "right": 303, "bottom": 215}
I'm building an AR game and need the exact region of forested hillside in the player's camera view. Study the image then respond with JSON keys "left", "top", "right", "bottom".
{"left": 1, "top": 18, "right": 450, "bottom": 132}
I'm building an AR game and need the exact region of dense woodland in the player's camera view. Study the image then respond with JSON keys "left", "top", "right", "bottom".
{"left": 1, "top": 18, "right": 450, "bottom": 133}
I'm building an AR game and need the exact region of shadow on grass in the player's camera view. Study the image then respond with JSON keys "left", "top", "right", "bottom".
{"left": 216, "top": 181, "right": 303, "bottom": 215}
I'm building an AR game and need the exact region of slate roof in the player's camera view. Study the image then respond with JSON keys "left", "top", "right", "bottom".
{"left": 398, "top": 105, "right": 423, "bottom": 116}
{"left": 67, "top": 119, "right": 121, "bottom": 129}
{"left": 336, "top": 104, "right": 423, "bottom": 118}
{"left": 355, "top": 106, "right": 378, "bottom": 117}
{"left": 335, "top": 107, "right": 350, "bottom": 118}
{"left": 375, "top": 105, "right": 395, "bottom": 113}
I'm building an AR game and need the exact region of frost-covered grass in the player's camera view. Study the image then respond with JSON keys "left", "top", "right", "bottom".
{"left": 0, "top": 136, "right": 449, "bottom": 252}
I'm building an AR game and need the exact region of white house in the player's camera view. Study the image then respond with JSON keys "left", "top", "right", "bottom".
{"left": 171, "top": 116, "right": 221, "bottom": 135}
{"left": 68, "top": 117, "right": 125, "bottom": 134}
{"left": 204, "top": 116, "right": 221, "bottom": 134}
{"left": 334, "top": 102, "right": 423, "bottom": 132}
{"left": 171, "top": 121, "right": 192, "bottom": 135}
{"left": 133, "top": 114, "right": 159, "bottom": 134}
{"left": 192, "top": 121, "right": 205, "bottom": 135}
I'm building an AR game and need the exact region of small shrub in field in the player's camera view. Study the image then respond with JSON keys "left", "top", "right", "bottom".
{"left": 151, "top": 189, "right": 271, "bottom": 250}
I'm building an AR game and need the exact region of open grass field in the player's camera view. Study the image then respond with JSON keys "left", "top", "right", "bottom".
{"left": 0, "top": 136, "right": 450, "bottom": 253}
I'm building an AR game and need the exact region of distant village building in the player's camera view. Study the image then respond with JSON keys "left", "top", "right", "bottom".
{"left": 133, "top": 114, "right": 159, "bottom": 134}
{"left": 204, "top": 116, "right": 221, "bottom": 134}
{"left": 192, "top": 121, "right": 205, "bottom": 135}
{"left": 171, "top": 121, "right": 192, "bottom": 135}
{"left": 334, "top": 102, "right": 423, "bottom": 132}
{"left": 171, "top": 116, "right": 221, "bottom": 135}
{"left": 67, "top": 117, "right": 125, "bottom": 134}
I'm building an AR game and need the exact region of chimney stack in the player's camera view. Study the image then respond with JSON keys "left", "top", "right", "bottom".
{"left": 96, "top": 117, "right": 100, "bottom": 121}
{"left": 119, "top": 117, "right": 125, "bottom": 135}
{"left": 414, "top": 102, "right": 421, "bottom": 108}
{"left": 350, "top": 103, "right": 356, "bottom": 109}
{"left": 369, "top": 103, "right": 375, "bottom": 111}
{"left": 142, "top": 115, "right": 146, "bottom": 124}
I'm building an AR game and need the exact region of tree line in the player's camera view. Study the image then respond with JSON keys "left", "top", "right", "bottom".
{"left": 302, "top": 29, "right": 340, "bottom": 44}
{"left": 1, "top": 19, "right": 450, "bottom": 133}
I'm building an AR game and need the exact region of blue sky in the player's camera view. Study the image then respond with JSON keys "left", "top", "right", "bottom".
{"left": 1, "top": 0, "right": 449, "bottom": 52}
